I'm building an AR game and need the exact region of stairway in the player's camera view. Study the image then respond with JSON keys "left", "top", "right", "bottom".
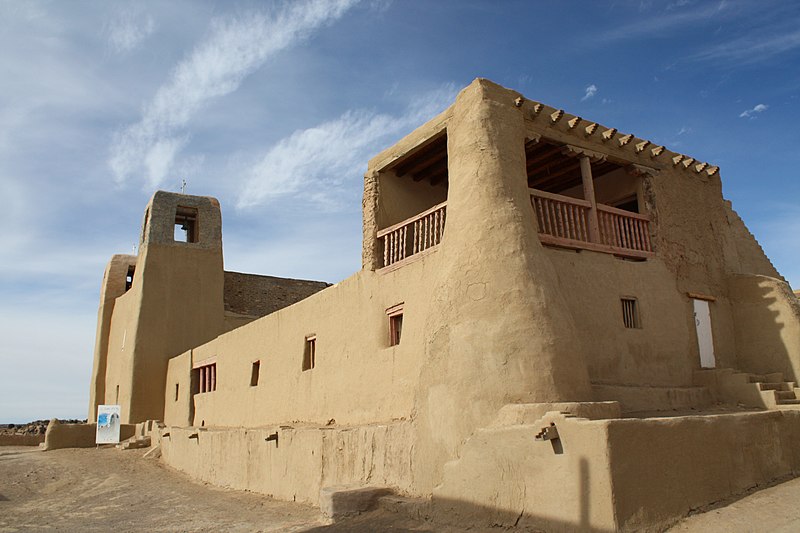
{"left": 694, "top": 368, "right": 800, "bottom": 409}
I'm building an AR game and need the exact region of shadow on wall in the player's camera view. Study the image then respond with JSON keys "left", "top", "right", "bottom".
{"left": 302, "top": 458, "right": 607, "bottom": 533}
{"left": 731, "top": 274, "right": 800, "bottom": 382}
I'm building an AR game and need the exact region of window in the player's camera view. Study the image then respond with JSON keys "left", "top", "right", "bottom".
{"left": 303, "top": 335, "right": 316, "bottom": 371}
{"left": 250, "top": 361, "right": 260, "bottom": 386}
{"left": 174, "top": 383, "right": 179, "bottom": 401}
{"left": 386, "top": 303, "right": 404, "bottom": 346}
{"left": 125, "top": 265, "right": 135, "bottom": 291}
{"left": 621, "top": 298, "right": 641, "bottom": 329}
{"left": 174, "top": 206, "right": 198, "bottom": 243}
{"left": 195, "top": 362, "right": 217, "bottom": 393}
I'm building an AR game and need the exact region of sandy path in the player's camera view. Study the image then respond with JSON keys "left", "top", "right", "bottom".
{"left": 0, "top": 446, "right": 321, "bottom": 532}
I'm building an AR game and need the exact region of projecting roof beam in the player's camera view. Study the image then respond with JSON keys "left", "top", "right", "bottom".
{"left": 635, "top": 140, "right": 650, "bottom": 153}
{"left": 585, "top": 123, "right": 598, "bottom": 136}
{"left": 650, "top": 146, "right": 665, "bottom": 158}
{"left": 602, "top": 128, "right": 617, "bottom": 141}
{"left": 568, "top": 116, "right": 582, "bottom": 129}
{"left": 618, "top": 134, "right": 634, "bottom": 146}
{"left": 551, "top": 109, "right": 565, "bottom": 123}
{"left": 694, "top": 162, "right": 708, "bottom": 173}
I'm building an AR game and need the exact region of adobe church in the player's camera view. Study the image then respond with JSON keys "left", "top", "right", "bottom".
{"left": 87, "top": 79, "right": 800, "bottom": 532}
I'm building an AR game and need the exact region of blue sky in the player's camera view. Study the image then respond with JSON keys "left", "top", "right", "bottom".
{"left": 1, "top": 0, "right": 798, "bottom": 423}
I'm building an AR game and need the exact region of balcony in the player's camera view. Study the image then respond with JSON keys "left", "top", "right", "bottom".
{"left": 377, "top": 201, "right": 446, "bottom": 269}
{"left": 530, "top": 188, "right": 653, "bottom": 259}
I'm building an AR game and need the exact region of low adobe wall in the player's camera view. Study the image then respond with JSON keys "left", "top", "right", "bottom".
{"left": 43, "top": 420, "right": 136, "bottom": 451}
{"left": 432, "top": 409, "right": 800, "bottom": 532}
{"left": 0, "top": 434, "right": 45, "bottom": 446}
{"left": 157, "top": 422, "right": 413, "bottom": 505}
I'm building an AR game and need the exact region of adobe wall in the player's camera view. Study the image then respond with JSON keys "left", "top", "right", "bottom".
{"left": 157, "top": 422, "right": 413, "bottom": 505}
{"left": 730, "top": 274, "right": 800, "bottom": 381}
{"left": 178, "top": 251, "right": 441, "bottom": 428}
{"left": 87, "top": 254, "right": 136, "bottom": 420}
{"left": 433, "top": 410, "right": 800, "bottom": 532}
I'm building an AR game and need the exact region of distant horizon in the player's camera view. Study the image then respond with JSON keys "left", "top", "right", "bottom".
{"left": 2, "top": 0, "right": 799, "bottom": 422}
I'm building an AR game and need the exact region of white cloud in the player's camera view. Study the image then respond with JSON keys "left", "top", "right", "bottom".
{"left": 677, "top": 126, "right": 692, "bottom": 135}
{"left": 106, "top": 8, "right": 155, "bottom": 54}
{"left": 108, "top": 0, "right": 359, "bottom": 188}
{"left": 236, "top": 84, "right": 456, "bottom": 209}
{"left": 581, "top": 84, "right": 597, "bottom": 101}
{"left": 739, "top": 103, "right": 768, "bottom": 118}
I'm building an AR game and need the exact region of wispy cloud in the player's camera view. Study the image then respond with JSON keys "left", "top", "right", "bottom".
{"left": 106, "top": 8, "right": 155, "bottom": 54}
{"left": 739, "top": 103, "right": 768, "bottom": 118}
{"left": 597, "top": 0, "right": 728, "bottom": 43}
{"left": 692, "top": 27, "right": 800, "bottom": 65}
{"left": 236, "top": 84, "right": 456, "bottom": 209}
{"left": 677, "top": 126, "right": 692, "bottom": 135}
{"left": 581, "top": 84, "right": 598, "bottom": 101}
{"left": 108, "top": 0, "right": 359, "bottom": 188}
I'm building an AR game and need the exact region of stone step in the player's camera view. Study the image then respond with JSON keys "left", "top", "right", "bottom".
{"left": 775, "top": 391, "right": 797, "bottom": 400}
{"left": 776, "top": 399, "right": 800, "bottom": 405}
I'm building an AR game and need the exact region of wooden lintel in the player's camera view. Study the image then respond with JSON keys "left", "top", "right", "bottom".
{"left": 625, "top": 163, "right": 658, "bottom": 177}
{"left": 687, "top": 292, "right": 716, "bottom": 302}
{"left": 562, "top": 144, "right": 607, "bottom": 163}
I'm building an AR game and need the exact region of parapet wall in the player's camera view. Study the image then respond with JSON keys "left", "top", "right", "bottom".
{"left": 157, "top": 422, "right": 413, "bottom": 505}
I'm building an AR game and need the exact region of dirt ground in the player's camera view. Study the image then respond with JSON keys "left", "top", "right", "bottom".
{"left": 2, "top": 445, "right": 800, "bottom": 533}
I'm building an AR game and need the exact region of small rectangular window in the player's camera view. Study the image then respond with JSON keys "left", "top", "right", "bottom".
{"left": 621, "top": 298, "right": 641, "bottom": 329}
{"left": 174, "top": 206, "right": 198, "bottom": 243}
{"left": 174, "top": 383, "right": 179, "bottom": 401}
{"left": 386, "top": 303, "right": 404, "bottom": 346}
{"left": 250, "top": 360, "right": 260, "bottom": 386}
{"left": 125, "top": 265, "right": 135, "bottom": 291}
{"left": 303, "top": 335, "right": 316, "bottom": 371}
{"left": 194, "top": 362, "right": 217, "bottom": 393}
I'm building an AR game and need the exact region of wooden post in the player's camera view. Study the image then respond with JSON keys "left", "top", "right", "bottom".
{"left": 580, "top": 156, "right": 600, "bottom": 243}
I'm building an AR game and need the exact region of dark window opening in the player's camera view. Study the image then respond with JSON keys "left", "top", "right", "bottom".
{"left": 613, "top": 196, "right": 639, "bottom": 214}
{"left": 194, "top": 362, "right": 217, "bottom": 393}
{"left": 250, "top": 361, "right": 260, "bottom": 386}
{"left": 303, "top": 336, "right": 316, "bottom": 371}
{"left": 125, "top": 265, "right": 135, "bottom": 291}
{"left": 174, "top": 383, "right": 179, "bottom": 401}
{"left": 174, "top": 206, "right": 198, "bottom": 243}
{"left": 115, "top": 385, "right": 119, "bottom": 403}
{"left": 621, "top": 298, "right": 641, "bottom": 329}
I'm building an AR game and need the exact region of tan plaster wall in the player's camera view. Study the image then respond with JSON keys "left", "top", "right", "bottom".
{"left": 87, "top": 254, "right": 136, "bottom": 420}
{"left": 730, "top": 274, "right": 800, "bottom": 381}
{"left": 158, "top": 422, "right": 413, "bottom": 505}
{"left": 608, "top": 411, "right": 800, "bottom": 532}
{"left": 408, "top": 79, "right": 594, "bottom": 494}
{"left": 433, "top": 413, "right": 616, "bottom": 532}
{"left": 103, "top": 288, "right": 139, "bottom": 417}
{"left": 164, "top": 350, "right": 193, "bottom": 427}
{"left": 547, "top": 250, "right": 697, "bottom": 387}
{"left": 184, "top": 252, "right": 440, "bottom": 428}
{"left": 376, "top": 169, "right": 447, "bottom": 228}
{"left": 43, "top": 420, "right": 135, "bottom": 450}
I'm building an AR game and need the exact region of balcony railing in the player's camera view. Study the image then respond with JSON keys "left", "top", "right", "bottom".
{"left": 377, "top": 201, "right": 447, "bottom": 268}
{"left": 531, "top": 189, "right": 652, "bottom": 258}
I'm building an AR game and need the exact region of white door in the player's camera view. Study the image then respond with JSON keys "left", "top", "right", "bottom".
{"left": 693, "top": 299, "right": 716, "bottom": 368}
